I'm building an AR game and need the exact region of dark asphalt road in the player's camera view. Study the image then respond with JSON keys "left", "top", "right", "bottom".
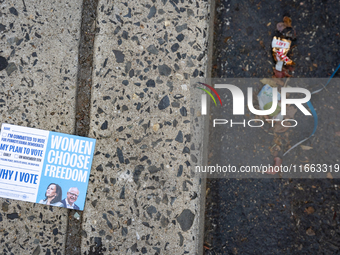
{"left": 204, "top": 0, "right": 340, "bottom": 254}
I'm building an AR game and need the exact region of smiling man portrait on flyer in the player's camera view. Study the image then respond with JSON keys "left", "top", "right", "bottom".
{"left": 62, "top": 187, "right": 80, "bottom": 210}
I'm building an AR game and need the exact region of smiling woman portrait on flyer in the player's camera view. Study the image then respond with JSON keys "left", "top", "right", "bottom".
{"left": 39, "top": 183, "right": 63, "bottom": 206}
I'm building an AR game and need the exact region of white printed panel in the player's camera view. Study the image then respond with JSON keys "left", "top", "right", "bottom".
{"left": 272, "top": 38, "right": 290, "bottom": 49}
{"left": 0, "top": 123, "right": 49, "bottom": 202}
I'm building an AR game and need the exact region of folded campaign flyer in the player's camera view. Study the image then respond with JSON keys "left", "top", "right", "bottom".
{"left": 0, "top": 123, "right": 96, "bottom": 211}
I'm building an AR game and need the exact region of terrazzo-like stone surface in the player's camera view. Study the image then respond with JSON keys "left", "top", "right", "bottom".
{"left": 0, "top": 0, "right": 81, "bottom": 130}
{"left": 82, "top": 0, "right": 211, "bottom": 254}
{"left": 0, "top": 0, "right": 82, "bottom": 254}
{"left": 0, "top": 201, "right": 68, "bottom": 255}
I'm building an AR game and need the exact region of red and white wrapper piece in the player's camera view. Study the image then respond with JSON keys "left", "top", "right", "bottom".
{"left": 276, "top": 49, "right": 292, "bottom": 64}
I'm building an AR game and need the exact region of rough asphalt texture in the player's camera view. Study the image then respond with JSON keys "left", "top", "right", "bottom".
{"left": 205, "top": 0, "right": 340, "bottom": 254}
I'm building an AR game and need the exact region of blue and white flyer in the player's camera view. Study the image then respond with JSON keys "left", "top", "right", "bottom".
{"left": 0, "top": 123, "right": 96, "bottom": 211}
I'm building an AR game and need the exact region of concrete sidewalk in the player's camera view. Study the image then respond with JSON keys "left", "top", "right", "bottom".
{"left": 0, "top": 0, "right": 213, "bottom": 254}
{"left": 0, "top": 0, "right": 82, "bottom": 254}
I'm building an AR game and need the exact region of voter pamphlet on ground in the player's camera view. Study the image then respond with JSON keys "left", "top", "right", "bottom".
{"left": 0, "top": 123, "right": 96, "bottom": 211}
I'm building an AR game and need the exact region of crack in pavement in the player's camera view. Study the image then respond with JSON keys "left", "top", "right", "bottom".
{"left": 64, "top": 0, "right": 99, "bottom": 254}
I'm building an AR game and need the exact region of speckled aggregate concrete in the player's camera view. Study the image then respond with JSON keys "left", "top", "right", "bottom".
{"left": 0, "top": 0, "right": 213, "bottom": 254}
{"left": 0, "top": 0, "right": 82, "bottom": 254}
{"left": 82, "top": 0, "right": 212, "bottom": 254}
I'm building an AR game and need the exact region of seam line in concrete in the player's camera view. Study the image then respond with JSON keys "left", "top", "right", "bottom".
{"left": 199, "top": 1, "right": 216, "bottom": 254}
{"left": 64, "top": 0, "right": 99, "bottom": 254}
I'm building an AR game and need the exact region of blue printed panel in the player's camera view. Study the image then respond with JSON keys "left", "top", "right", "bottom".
{"left": 37, "top": 132, "right": 96, "bottom": 211}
